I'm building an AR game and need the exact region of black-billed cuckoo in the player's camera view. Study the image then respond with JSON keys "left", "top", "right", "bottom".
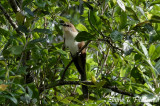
{"left": 61, "top": 22, "right": 88, "bottom": 99}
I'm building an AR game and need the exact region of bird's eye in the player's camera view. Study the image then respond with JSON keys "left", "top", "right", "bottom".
{"left": 62, "top": 23, "right": 71, "bottom": 27}
{"left": 65, "top": 24, "right": 71, "bottom": 27}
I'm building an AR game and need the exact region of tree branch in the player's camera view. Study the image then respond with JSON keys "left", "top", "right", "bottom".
{"left": 48, "top": 80, "right": 134, "bottom": 97}
{"left": 0, "top": 3, "right": 22, "bottom": 35}
{"left": 8, "top": 0, "right": 20, "bottom": 13}
{"left": 60, "top": 40, "right": 91, "bottom": 81}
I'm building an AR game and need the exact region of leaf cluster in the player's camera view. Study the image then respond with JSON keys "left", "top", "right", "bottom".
{"left": 0, "top": 0, "right": 160, "bottom": 105}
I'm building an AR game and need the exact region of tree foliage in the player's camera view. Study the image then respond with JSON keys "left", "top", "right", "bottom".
{"left": 0, "top": 0, "right": 160, "bottom": 105}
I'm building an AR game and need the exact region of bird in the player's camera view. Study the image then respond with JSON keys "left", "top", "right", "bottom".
{"left": 60, "top": 21, "right": 89, "bottom": 99}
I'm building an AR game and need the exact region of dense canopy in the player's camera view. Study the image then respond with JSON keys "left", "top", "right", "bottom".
{"left": 0, "top": 0, "right": 160, "bottom": 105}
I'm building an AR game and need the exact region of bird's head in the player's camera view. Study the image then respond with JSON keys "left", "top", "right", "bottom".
{"left": 60, "top": 21, "right": 77, "bottom": 34}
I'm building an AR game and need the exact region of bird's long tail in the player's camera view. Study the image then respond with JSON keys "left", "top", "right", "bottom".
{"left": 81, "top": 71, "right": 88, "bottom": 99}
{"left": 73, "top": 54, "right": 88, "bottom": 99}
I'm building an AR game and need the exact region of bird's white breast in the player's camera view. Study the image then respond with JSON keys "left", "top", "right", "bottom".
{"left": 64, "top": 31, "right": 79, "bottom": 55}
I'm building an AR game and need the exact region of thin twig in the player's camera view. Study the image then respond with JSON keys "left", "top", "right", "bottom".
{"left": 98, "top": 39, "right": 123, "bottom": 51}
{"left": 101, "top": 1, "right": 108, "bottom": 15}
{"left": 60, "top": 59, "right": 74, "bottom": 81}
{"left": 96, "top": 48, "right": 110, "bottom": 78}
{"left": 88, "top": 10, "right": 122, "bottom": 52}
{"left": 16, "top": 20, "right": 36, "bottom": 72}
{"left": 88, "top": 10, "right": 105, "bottom": 38}
{"left": 0, "top": 3, "right": 22, "bottom": 35}
{"left": 60, "top": 40, "right": 91, "bottom": 81}
{"left": 8, "top": 0, "right": 20, "bottom": 13}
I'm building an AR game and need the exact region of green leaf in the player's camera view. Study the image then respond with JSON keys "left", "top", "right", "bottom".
{"left": 29, "top": 38, "right": 46, "bottom": 44}
{"left": 149, "top": 44, "right": 155, "bottom": 57}
{"left": 9, "top": 75, "right": 21, "bottom": 79}
{"left": 138, "top": 43, "right": 157, "bottom": 77}
{"left": 150, "top": 15, "right": 160, "bottom": 23}
{"left": 140, "top": 42, "right": 148, "bottom": 58}
{"left": 120, "top": 66, "right": 130, "bottom": 78}
{"left": 126, "top": 6, "right": 139, "bottom": 21}
{"left": 131, "top": 67, "right": 143, "bottom": 81}
{"left": 32, "top": 98, "right": 37, "bottom": 104}
{"left": 22, "top": 0, "right": 33, "bottom": 7}
{"left": 150, "top": 1, "right": 160, "bottom": 6}
{"left": 151, "top": 44, "right": 160, "bottom": 60}
{"left": 24, "top": 7, "right": 34, "bottom": 16}
{"left": 155, "top": 87, "right": 160, "bottom": 94}
{"left": 76, "top": 87, "right": 82, "bottom": 95}
{"left": 90, "top": 10, "right": 102, "bottom": 30}
{"left": 146, "top": 59, "right": 157, "bottom": 77}
{"left": 57, "top": 16, "right": 70, "bottom": 22}
{"left": 61, "top": 98, "right": 70, "bottom": 104}
{"left": 55, "top": 24, "right": 63, "bottom": 35}
{"left": 155, "top": 59, "right": 160, "bottom": 74}
{"left": 96, "top": 80, "right": 106, "bottom": 88}
{"left": 76, "top": 23, "right": 88, "bottom": 32}
{"left": 18, "top": 25, "right": 29, "bottom": 33}
{"left": 134, "top": 54, "right": 142, "bottom": 63}
{"left": 117, "top": 0, "right": 125, "bottom": 11}
{"left": 27, "top": 83, "right": 39, "bottom": 99}
{"left": 33, "top": 28, "right": 52, "bottom": 34}
{"left": 144, "top": 24, "right": 157, "bottom": 43}
{"left": 110, "top": 30, "right": 123, "bottom": 42}
{"left": 24, "top": 17, "right": 33, "bottom": 28}
{"left": 70, "top": 1, "right": 79, "bottom": 5}
{"left": 16, "top": 84, "right": 26, "bottom": 92}
{"left": 136, "top": 6, "right": 145, "bottom": 16}
{"left": 129, "top": 43, "right": 145, "bottom": 57}
{"left": 56, "top": 49, "right": 67, "bottom": 55}
{"left": 10, "top": 45, "right": 23, "bottom": 55}
{"left": 120, "top": 11, "right": 127, "bottom": 29}
{"left": 23, "top": 94, "right": 31, "bottom": 104}
{"left": 27, "top": 86, "right": 33, "bottom": 98}
{"left": 84, "top": 1, "right": 93, "bottom": 10}
{"left": 4, "top": 95, "right": 17, "bottom": 104}
{"left": 0, "top": 16, "right": 6, "bottom": 24}
{"left": 0, "top": 69, "right": 6, "bottom": 76}
{"left": 34, "top": 0, "right": 46, "bottom": 8}
{"left": 0, "top": 28, "right": 10, "bottom": 36}
{"left": 120, "top": 68, "right": 126, "bottom": 78}
{"left": 75, "top": 31, "right": 95, "bottom": 42}
{"left": 16, "top": 12, "right": 25, "bottom": 25}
